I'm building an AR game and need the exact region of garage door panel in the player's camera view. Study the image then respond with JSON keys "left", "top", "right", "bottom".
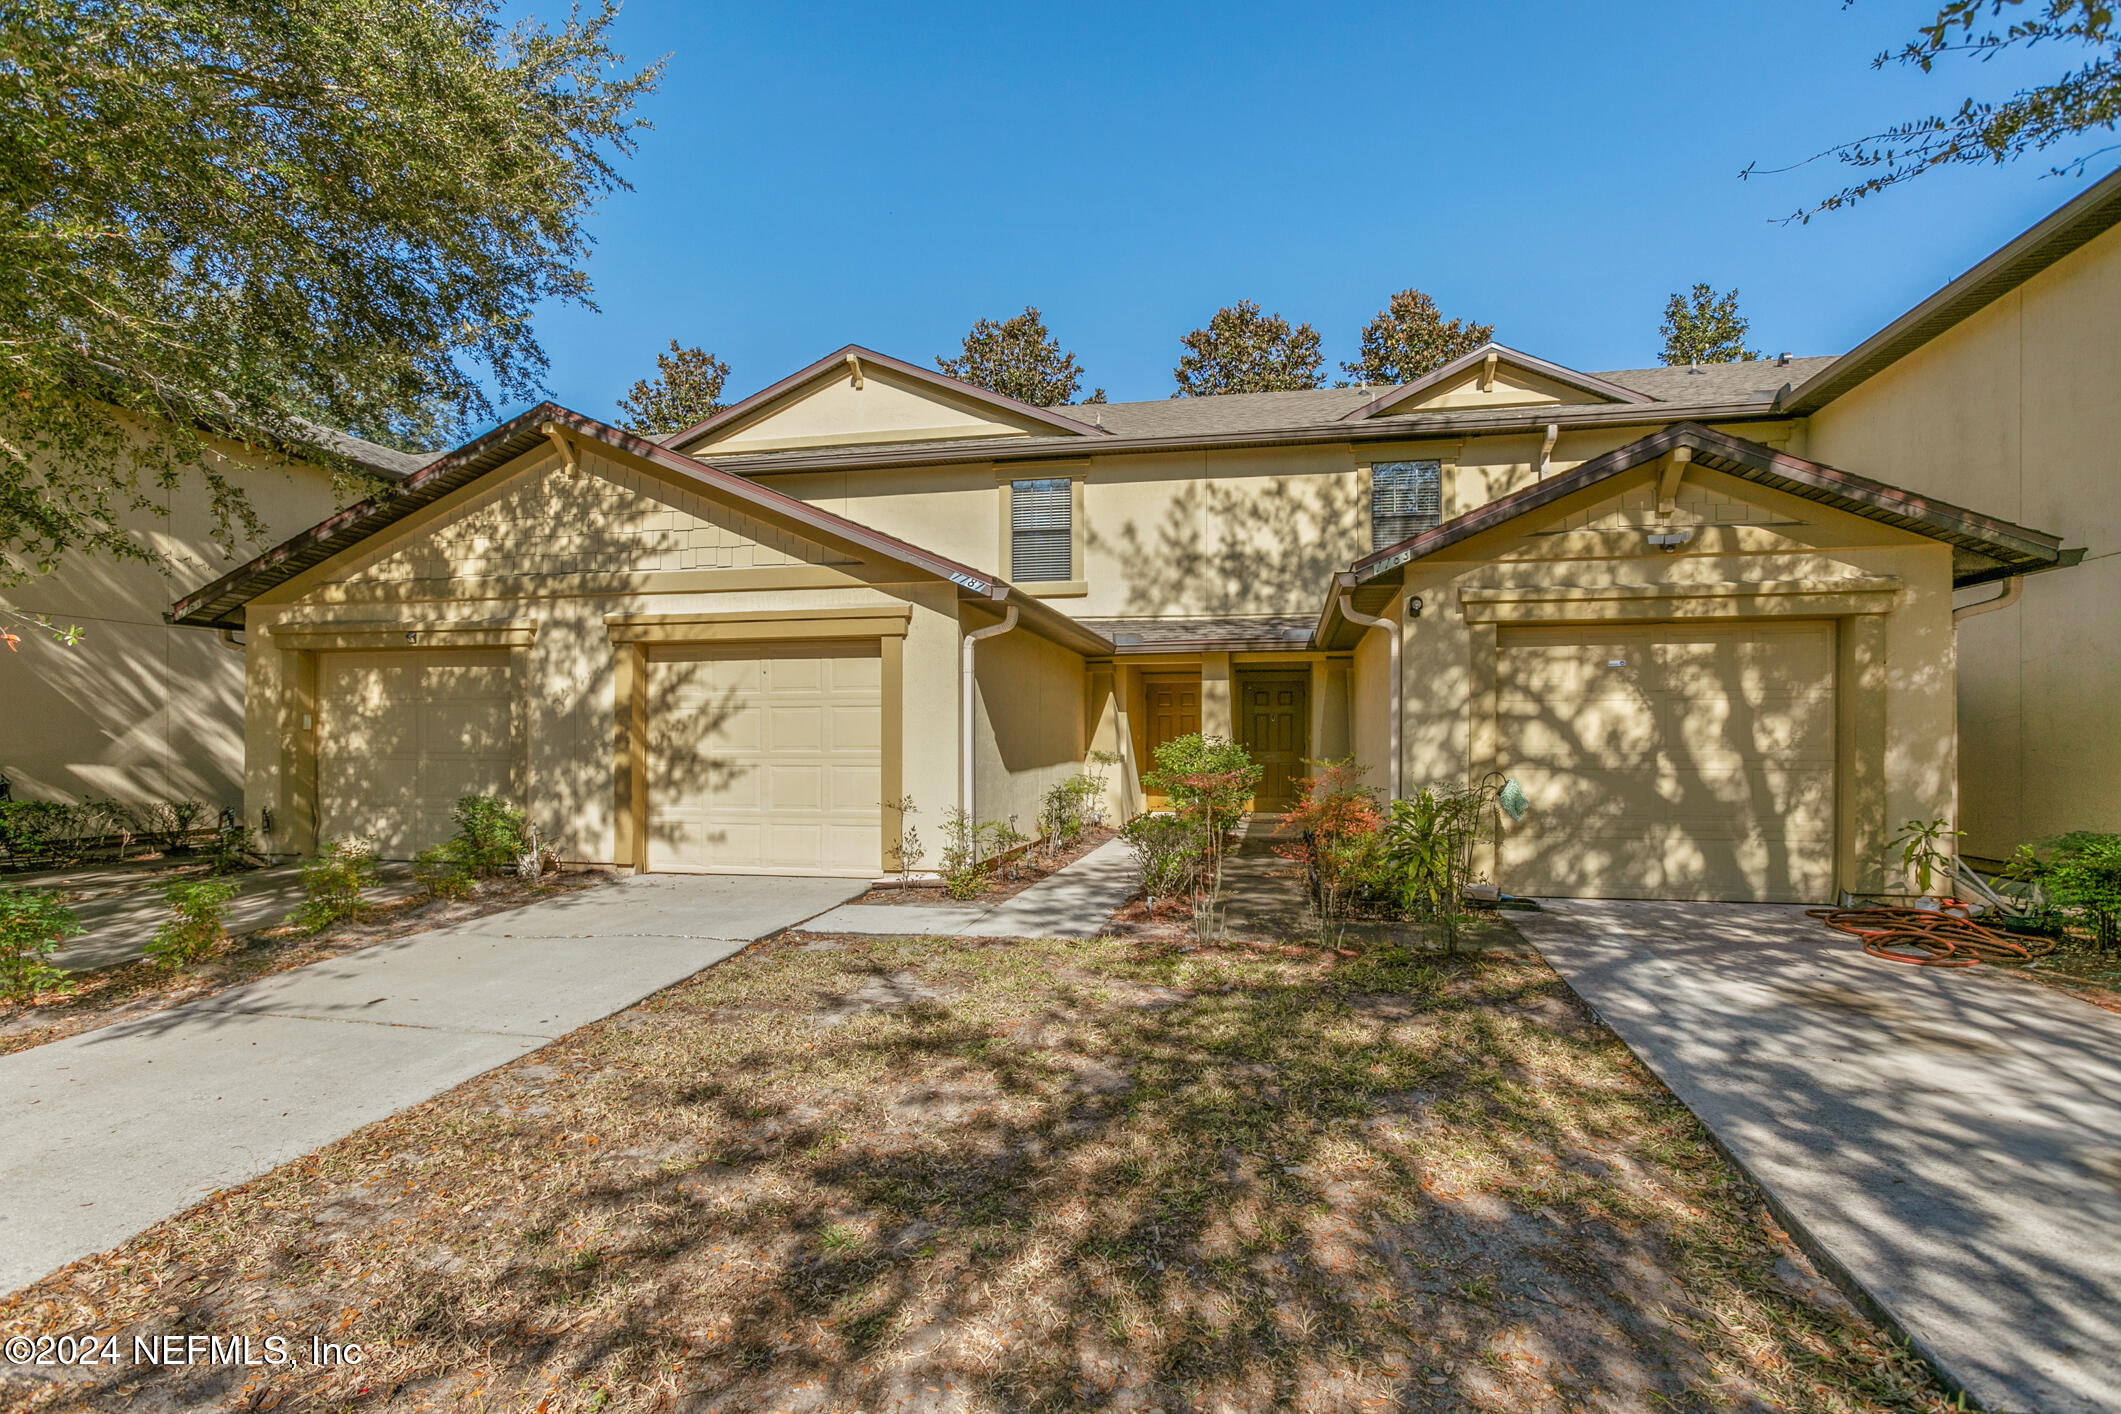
{"left": 1497, "top": 621, "right": 1836, "bottom": 903}
{"left": 646, "top": 642, "right": 882, "bottom": 875}
{"left": 769, "top": 707, "right": 824, "bottom": 752}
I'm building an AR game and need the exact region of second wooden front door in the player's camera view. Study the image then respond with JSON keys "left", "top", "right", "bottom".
{"left": 1240, "top": 674, "right": 1310, "bottom": 813}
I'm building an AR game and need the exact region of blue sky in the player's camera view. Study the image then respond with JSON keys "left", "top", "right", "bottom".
{"left": 518, "top": 0, "right": 2120, "bottom": 420}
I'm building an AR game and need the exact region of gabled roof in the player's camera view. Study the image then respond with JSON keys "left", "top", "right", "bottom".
{"left": 1780, "top": 162, "right": 2121, "bottom": 415}
{"left": 166, "top": 403, "right": 1112, "bottom": 656}
{"left": 664, "top": 344, "right": 1114, "bottom": 451}
{"left": 1314, "top": 421, "right": 2064, "bottom": 643}
{"left": 1340, "top": 342, "right": 1657, "bottom": 420}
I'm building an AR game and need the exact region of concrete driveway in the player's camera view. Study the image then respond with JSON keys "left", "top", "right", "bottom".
{"left": 0, "top": 872, "right": 864, "bottom": 1296}
{"left": 1515, "top": 899, "right": 2121, "bottom": 1414}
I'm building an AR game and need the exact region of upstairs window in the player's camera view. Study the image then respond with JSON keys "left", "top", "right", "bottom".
{"left": 1371, "top": 460, "right": 1442, "bottom": 550}
{"left": 1010, "top": 478, "right": 1073, "bottom": 582}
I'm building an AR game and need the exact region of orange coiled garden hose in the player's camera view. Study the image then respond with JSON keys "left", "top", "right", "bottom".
{"left": 1809, "top": 905, "right": 2058, "bottom": 967}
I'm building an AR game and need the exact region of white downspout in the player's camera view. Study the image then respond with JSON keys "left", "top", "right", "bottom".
{"left": 1952, "top": 576, "right": 2022, "bottom": 625}
{"left": 1338, "top": 593, "right": 1401, "bottom": 801}
{"left": 961, "top": 604, "right": 1019, "bottom": 822}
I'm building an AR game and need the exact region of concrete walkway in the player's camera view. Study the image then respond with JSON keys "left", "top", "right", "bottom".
{"left": 43, "top": 860, "right": 419, "bottom": 972}
{"left": 1514, "top": 899, "right": 2121, "bottom": 1414}
{"left": 808, "top": 838, "right": 1140, "bottom": 939}
{"left": 0, "top": 872, "right": 863, "bottom": 1296}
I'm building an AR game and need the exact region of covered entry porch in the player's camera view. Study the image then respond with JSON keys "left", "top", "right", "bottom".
{"left": 1080, "top": 617, "right": 1355, "bottom": 817}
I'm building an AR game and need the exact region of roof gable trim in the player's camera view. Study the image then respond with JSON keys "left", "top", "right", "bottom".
{"left": 1341, "top": 343, "right": 1656, "bottom": 420}
{"left": 666, "top": 344, "right": 1113, "bottom": 451}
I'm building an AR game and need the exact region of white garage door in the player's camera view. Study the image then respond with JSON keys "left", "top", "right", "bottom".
{"left": 646, "top": 644, "right": 882, "bottom": 875}
{"left": 1496, "top": 620, "right": 1836, "bottom": 903}
{"left": 317, "top": 649, "right": 516, "bottom": 858}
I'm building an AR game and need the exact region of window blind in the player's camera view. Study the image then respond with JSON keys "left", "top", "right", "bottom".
{"left": 1010, "top": 478, "right": 1073, "bottom": 582}
{"left": 1371, "top": 460, "right": 1442, "bottom": 550}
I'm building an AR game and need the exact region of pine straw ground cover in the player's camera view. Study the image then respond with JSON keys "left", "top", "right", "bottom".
{"left": 0, "top": 930, "right": 1952, "bottom": 1414}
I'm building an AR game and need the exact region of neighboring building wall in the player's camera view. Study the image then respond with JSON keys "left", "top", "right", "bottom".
{"left": 971, "top": 614, "right": 1090, "bottom": 835}
{"left": 0, "top": 449, "right": 344, "bottom": 809}
{"left": 1805, "top": 221, "right": 2121, "bottom": 858}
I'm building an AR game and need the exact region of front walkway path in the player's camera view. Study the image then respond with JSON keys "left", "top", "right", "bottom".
{"left": 1514, "top": 898, "right": 2121, "bottom": 1414}
{"left": 0, "top": 872, "right": 863, "bottom": 1296}
{"left": 807, "top": 838, "right": 1139, "bottom": 939}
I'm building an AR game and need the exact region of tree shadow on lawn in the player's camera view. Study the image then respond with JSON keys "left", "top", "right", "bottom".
{"left": 2, "top": 935, "right": 1951, "bottom": 1414}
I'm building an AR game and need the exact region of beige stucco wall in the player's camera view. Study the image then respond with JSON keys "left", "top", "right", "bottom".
{"left": 1364, "top": 465, "right": 1957, "bottom": 898}
{"left": 236, "top": 444, "right": 1086, "bottom": 874}
{"left": 1, "top": 440, "right": 345, "bottom": 808}
{"left": 1805, "top": 221, "right": 2121, "bottom": 858}
{"left": 692, "top": 364, "right": 1042, "bottom": 455}
{"left": 970, "top": 610, "right": 1090, "bottom": 837}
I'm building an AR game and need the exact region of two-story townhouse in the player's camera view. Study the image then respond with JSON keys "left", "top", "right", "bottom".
{"left": 171, "top": 172, "right": 2120, "bottom": 905}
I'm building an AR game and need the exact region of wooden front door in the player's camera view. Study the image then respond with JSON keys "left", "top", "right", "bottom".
{"left": 1240, "top": 674, "right": 1310, "bottom": 814}
{"left": 1141, "top": 672, "right": 1201, "bottom": 805}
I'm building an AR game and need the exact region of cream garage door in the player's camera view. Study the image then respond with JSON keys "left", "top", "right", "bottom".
{"left": 317, "top": 649, "right": 517, "bottom": 859}
{"left": 1496, "top": 620, "right": 1836, "bottom": 903}
{"left": 646, "top": 644, "right": 882, "bottom": 875}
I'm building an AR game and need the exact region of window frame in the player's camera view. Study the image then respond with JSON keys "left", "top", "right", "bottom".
{"left": 997, "top": 466, "right": 1088, "bottom": 596}
{"left": 1368, "top": 458, "right": 1444, "bottom": 551}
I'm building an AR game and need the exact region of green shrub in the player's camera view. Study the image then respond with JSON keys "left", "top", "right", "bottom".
{"left": 1382, "top": 782, "right": 1493, "bottom": 952}
{"left": 0, "top": 800, "right": 93, "bottom": 865}
{"left": 1892, "top": 817, "right": 1963, "bottom": 896}
{"left": 133, "top": 800, "right": 207, "bottom": 854}
{"left": 2010, "top": 832, "right": 2121, "bottom": 949}
{"left": 148, "top": 876, "right": 239, "bottom": 968}
{"left": 884, "top": 795, "right": 925, "bottom": 887}
{"left": 0, "top": 886, "right": 79, "bottom": 1000}
{"left": 939, "top": 808, "right": 991, "bottom": 899}
{"left": 450, "top": 796, "right": 529, "bottom": 875}
{"left": 413, "top": 841, "right": 476, "bottom": 900}
{"left": 210, "top": 819, "right": 261, "bottom": 874}
{"left": 1121, "top": 813, "right": 1198, "bottom": 908}
{"left": 297, "top": 836, "right": 379, "bottom": 931}
{"left": 1276, "top": 758, "right": 1385, "bottom": 933}
{"left": 1038, "top": 775, "right": 1103, "bottom": 854}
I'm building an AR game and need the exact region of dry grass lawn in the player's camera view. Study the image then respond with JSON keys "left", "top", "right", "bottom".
{"left": 1, "top": 926, "right": 1954, "bottom": 1413}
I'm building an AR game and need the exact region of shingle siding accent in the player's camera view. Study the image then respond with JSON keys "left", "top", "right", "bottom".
{"left": 339, "top": 450, "right": 858, "bottom": 584}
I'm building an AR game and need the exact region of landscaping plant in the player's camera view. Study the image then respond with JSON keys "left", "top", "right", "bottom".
{"left": 2010, "top": 831, "right": 2121, "bottom": 950}
{"left": 131, "top": 800, "right": 207, "bottom": 854}
{"left": 449, "top": 795, "right": 531, "bottom": 875}
{"left": 1383, "top": 781, "right": 1492, "bottom": 953}
{"left": 1892, "top": 816, "right": 1962, "bottom": 897}
{"left": 297, "top": 836, "right": 380, "bottom": 931}
{"left": 939, "top": 808, "right": 991, "bottom": 899}
{"left": 1141, "top": 733, "right": 1262, "bottom": 945}
{"left": 1275, "top": 757, "right": 1384, "bottom": 942}
{"left": 210, "top": 818, "right": 263, "bottom": 874}
{"left": 884, "top": 795, "right": 925, "bottom": 888}
{"left": 148, "top": 876, "right": 240, "bottom": 968}
{"left": 1121, "top": 812, "right": 1199, "bottom": 911}
{"left": 1037, "top": 774, "right": 1102, "bottom": 856}
{"left": 413, "top": 842, "right": 477, "bottom": 900}
{"left": 0, "top": 885, "right": 78, "bottom": 1001}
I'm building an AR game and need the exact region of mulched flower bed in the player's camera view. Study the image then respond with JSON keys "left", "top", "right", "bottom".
{"left": 852, "top": 826, "right": 1116, "bottom": 907}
